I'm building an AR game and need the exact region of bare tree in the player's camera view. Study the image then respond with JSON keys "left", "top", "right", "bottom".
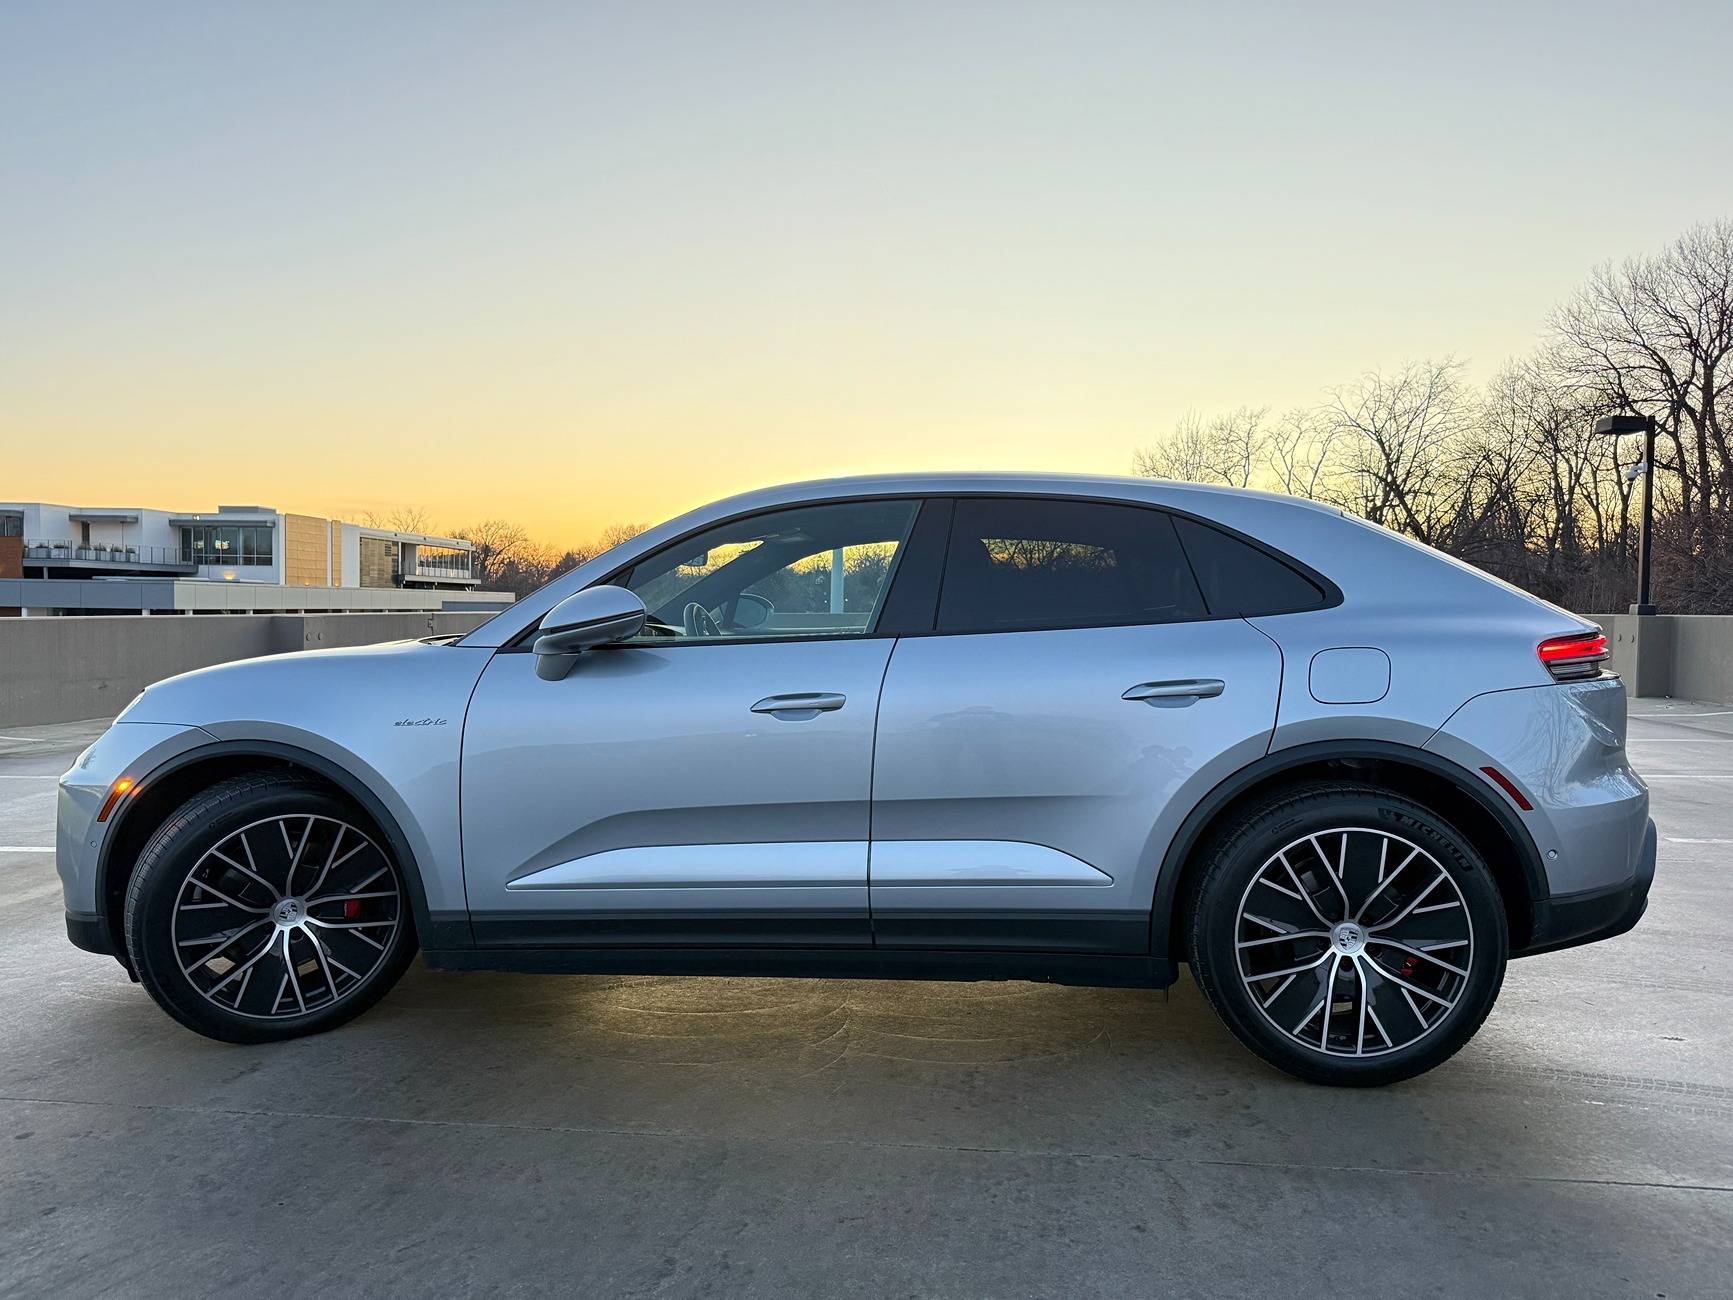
{"left": 1552, "top": 220, "right": 1733, "bottom": 609}
{"left": 1265, "top": 406, "right": 1342, "bottom": 502}
{"left": 1121, "top": 222, "right": 1733, "bottom": 614}
{"left": 1553, "top": 220, "right": 1733, "bottom": 531}
{"left": 453, "top": 518, "right": 532, "bottom": 586}
{"left": 1323, "top": 358, "right": 1479, "bottom": 547}
{"left": 356, "top": 505, "right": 434, "bottom": 534}
{"left": 596, "top": 521, "right": 649, "bottom": 551}
{"left": 387, "top": 505, "right": 433, "bottom": 534}
{"left": 1134, "top": 407, "right": 1270, "bottom": 488}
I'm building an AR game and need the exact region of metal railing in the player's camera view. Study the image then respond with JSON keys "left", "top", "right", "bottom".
{"left": 181, "top": 548, "right": 274, "bottom": 567}
{"left": 23, "top": 540, "right": 194, "bottom": 567}
{"left": 411, "top": 559, "right": 475, "bottom": 579}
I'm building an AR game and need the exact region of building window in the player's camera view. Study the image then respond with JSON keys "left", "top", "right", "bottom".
{"left": 0, "top": 515, "right": 21, "bottom": 538}
{"left": 414, "top": 545, "right": 471, "bottom": 578}
{"left": 180, "top": 525, "right": 274, "bottom": 566}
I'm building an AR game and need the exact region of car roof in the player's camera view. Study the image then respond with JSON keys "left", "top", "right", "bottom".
{"left": 701, "top": 471, "right": 1347, "bottom": 516}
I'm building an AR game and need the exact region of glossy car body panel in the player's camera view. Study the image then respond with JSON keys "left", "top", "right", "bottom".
{"left": 57, "top": 721, "right": 216, "bottom": 915}
{"left": 506, "top": 841, "right": 863, "bottom": 891}
{"left": 1308, "top": 647, "right": 1390, "bottom": 705}
{"left": 115, "top": 639, "right": 491, "bottom": 918}
{"left": 460, "top": 638, "right": 895, "bottom": 945}
{"left": 1425, "top": 677, "right": 1649, "bottom": 896}
{"left": 1247, "top": 514, "right": 1598, "bottom": 756}
{"left": 57, "top": 472, "right": 1654, "bottom": 989}
{"left": 869, "top": 840, "right": 1114, "bottom": 887}
{"left": 869, "top": 620, "right": 1283, "bottom": 950}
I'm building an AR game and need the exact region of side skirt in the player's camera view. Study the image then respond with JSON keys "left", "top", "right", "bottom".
{"left": 422, "top": 944, "right": 1178, "bottom": 989}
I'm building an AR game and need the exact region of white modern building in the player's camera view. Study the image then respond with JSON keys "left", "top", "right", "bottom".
{"left": 0, "top": 502, "right": 511, "bottom": 617}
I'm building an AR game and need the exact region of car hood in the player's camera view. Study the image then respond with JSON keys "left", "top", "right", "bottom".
{"left": 121, "top": 638, "right": 493, "bottom": 731}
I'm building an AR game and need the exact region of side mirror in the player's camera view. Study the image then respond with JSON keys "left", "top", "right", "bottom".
{"left": 532, "top": 586, "right": 647, "bottom": 680}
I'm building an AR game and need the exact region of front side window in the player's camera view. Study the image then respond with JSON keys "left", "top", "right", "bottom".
{"left": 937, "top": 498, "right": 1206, "bottom": 633}
{"left": 622, "top": 499, "right": 919, "bottom": 641}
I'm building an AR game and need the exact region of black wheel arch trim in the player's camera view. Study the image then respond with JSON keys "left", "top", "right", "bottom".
{"left": 1148, "top": 738, "right": 1549, "bottom": 963}
{"left": 94, "top": 739, "right": 469, "bottom": 956}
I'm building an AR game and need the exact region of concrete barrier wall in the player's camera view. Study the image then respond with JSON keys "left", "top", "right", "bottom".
{"left": 1662, "top": 616, "right": 1733, "bottom": 704}
{"left": 0, "top": 612, "right": 494, "bottom": 727}
{"left": 1599, "top": 614, "right": 1733, "bottom": 703}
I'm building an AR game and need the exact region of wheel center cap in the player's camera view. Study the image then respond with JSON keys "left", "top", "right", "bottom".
{"left": 1331, "top": 921, "right": 1366, "bottom": 956}
{"left": 273, "top": 897, "right": 306, "bottom": 926}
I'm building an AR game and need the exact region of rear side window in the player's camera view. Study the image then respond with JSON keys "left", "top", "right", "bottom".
{"left": 1173, "top": 516, "right": 1327, "bottom": 616}
{"left": 938, "top": 498, "right": 1206, "bottom": 633}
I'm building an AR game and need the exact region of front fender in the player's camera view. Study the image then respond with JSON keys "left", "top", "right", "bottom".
{"left": 96, "top": 735, "right": 472, "bottom": 952}
{"left": 59, "top": 721, "right": 217, "bottom": 918}
{"left": 111, "top": 639, "right": 493, "bottom": 945}
{"left": 199, "top": 720, "right": 464, "bottom": 924}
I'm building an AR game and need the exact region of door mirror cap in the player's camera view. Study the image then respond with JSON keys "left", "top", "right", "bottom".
{"left": 533, "top": 586, "right": 647, "bottom": 679}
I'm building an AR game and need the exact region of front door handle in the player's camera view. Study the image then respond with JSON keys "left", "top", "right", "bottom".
{"left": 1122, "top": 678, "right": 1225, "bottom": 703}
{"left": 750, "top": 692, "right": 847, "bottom": 720}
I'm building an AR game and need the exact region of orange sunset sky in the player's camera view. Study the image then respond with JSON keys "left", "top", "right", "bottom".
{"left": 6, "top": 2, "right": 1733, "bottom": 544}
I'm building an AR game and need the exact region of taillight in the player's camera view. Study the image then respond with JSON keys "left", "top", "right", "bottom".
{"left": 1538, "top": 632, "right": 1608, "bottom": 681}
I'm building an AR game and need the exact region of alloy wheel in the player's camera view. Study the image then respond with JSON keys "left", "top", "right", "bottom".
{"left": 170, "top": 814, "right": 402, "bottom": 1020}
{"left": 1233, "top": 827, "right": 1475, "bottom": 1058}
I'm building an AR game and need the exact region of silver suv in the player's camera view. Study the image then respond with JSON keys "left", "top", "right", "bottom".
{"left": 57, "top": 474, "right": 1655, "bottom": 1085}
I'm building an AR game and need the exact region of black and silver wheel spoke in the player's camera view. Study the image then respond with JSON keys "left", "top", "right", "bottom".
{"left": 1234, "top": 827, "right": 1474, "bottom": 1058}
{"left": 171, "top": 813, "right": 400, "bottom": 1020}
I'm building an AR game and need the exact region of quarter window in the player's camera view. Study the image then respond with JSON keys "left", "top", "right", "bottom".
{"left": 622, "top": 499, "right": 920, "bottom": 641}
{"left": 937, "top": 498, "right": 1206, "bottom": 633}
{"left": 1171, "top": 516, "right": 1327, "bottom": 616}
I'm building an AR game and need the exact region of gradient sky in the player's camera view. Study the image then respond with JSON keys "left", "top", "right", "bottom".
{"left": 5, "top": 1, "right": 1732, "bottom": 544}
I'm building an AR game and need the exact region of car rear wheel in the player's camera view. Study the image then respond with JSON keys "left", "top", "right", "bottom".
{"left": 124, "top": 772, "right": 416, "bottom": 1043}
{"left": 1186, "top": 782, "right": 1508, "bottom": 1086}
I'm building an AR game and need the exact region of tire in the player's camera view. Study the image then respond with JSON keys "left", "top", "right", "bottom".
{"left": 1185, "top": 782, "right": 1507, "bottom": 1086}
{"left": 123, "top": 771, "right": 417, "bottom": 1044}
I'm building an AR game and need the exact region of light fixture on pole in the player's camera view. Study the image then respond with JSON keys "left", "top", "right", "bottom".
{"left": 1592, "top": 413, "right": 1659, "bottom": 615}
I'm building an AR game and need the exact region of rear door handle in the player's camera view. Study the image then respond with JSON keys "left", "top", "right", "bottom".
{"left": 1122, "top": 679, "right": 1225, "bottom": 703}
{"left": 750, "top": 692, "right": 847, "bottom": 720}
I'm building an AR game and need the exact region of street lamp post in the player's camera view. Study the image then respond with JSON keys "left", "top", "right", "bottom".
{"left": 1593, "top": 412, "right": 1659, "bottom": 615}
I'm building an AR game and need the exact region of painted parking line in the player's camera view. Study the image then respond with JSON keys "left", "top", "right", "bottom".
{"left": 1667, "top": 837, "right": 1733, "bottom": 845}
{"left": 1630, "top": 710, "right": 1733, "bottom": 718}
{"left": 1641, "top": 773, "right": 1733, "bottom": 779}
{"left": 0, "top": 846, "right": 54, "bottom": 853}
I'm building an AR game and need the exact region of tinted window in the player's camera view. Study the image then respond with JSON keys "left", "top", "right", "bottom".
{"left": 937, "top": 498, "right": 1205, "bottom": 633}
{"left": 1173, "top": 516, "right": 1327, "bottom": 616}
{"left": 622, "top": 499, "right": 919, "bottom": 641}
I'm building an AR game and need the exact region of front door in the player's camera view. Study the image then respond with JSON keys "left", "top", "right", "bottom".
{"left": 460, "top": 497, "right": 921, "bottom": 948}
{"left": 869, "top": 496, "right": 1284, "bottom": 952}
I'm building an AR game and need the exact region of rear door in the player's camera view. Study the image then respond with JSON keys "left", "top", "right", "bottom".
{"left": 869, "top": 496, "right": 1284, "bottom": 953}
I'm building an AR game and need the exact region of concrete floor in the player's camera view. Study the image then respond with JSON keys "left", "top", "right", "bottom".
{"left": 2, "top": 707, "right": 1731, "bottom": 1298}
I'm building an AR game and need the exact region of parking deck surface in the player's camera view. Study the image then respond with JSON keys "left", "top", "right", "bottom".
{"left": 3, "top": 704, "right": 1730, "bottom": 1297}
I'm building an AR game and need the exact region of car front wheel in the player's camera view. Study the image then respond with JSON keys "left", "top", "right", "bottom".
{"left": 124, "top": 771, "right": 416, "bottom": 1043}
{"left": 1186, "top": 782, "right": 1508, "bottom": 1086}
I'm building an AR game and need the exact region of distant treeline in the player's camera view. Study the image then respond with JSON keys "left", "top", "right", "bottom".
{"left": 1134, "top": 220, "right": 1733, "bottom": 615}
